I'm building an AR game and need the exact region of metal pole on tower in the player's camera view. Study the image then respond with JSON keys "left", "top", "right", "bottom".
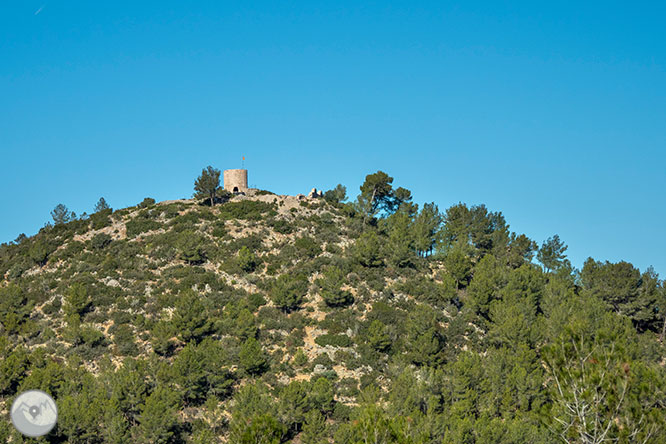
{"left": 242, "top": 156, "right": 245, "bottom": 169}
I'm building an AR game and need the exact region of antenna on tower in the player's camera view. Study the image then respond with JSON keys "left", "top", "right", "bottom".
{"left": 242, "top": 156, "right": 245, "bottom": 169}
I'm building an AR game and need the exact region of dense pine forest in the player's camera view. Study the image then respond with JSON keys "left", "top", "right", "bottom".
{"left": 0, "top": 169, "right": 664, "bottom": 443}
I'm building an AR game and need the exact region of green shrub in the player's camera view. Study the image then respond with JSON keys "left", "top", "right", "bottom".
{"left": 293, "top": 349, "right": 309, "bottom": 367}
{"left": 217, "top": 201, "right": 277, "bottom": 221}
{"left": 138, "top": 197, "right": 156, "bottom": 208}
{"left": 211, "top": 221, "right": 227, "bottom": 238}
{"left": 366, "top": 301, "right": 407, "bottom": 337}
{"left": 319, "top": 309, "right": 358, "bottom": 335}
{"left": 7, "top": 260, "right": 31, "bottom": 279}
{"left": 41, "top": 300, "right": 60, "bottom": 316}
{"left": 295, "top": 236, "right": 322, "bottom": 258}
{"left": 80, "top": 326, "right": 106, "bottom": 348}
{"left": 176, "top": 230, "right": 207, "bottom": 264}
{"left": 366, "top": 320, "right": 392, "bottom": 352}
{"left": 315, "top": 334, "right": 353, "bottom": 348}
{"left": 325, "top": 243, "right": 342, "bottom": 255}
{"left": 51, "top": 241, "right": 85, "bottom": 262}
{"left": 160, "top": 203, "right": 183, "bottom": 220}
{"left": 337, "top": 377, "right": 360, "bottom": 398}
{"left": 331, "top": 403, "right": 352, "bottom": 422}
{"left": 394, "top": 275, "right": 454, "bottom": 306}
{"left": 168, "top": 211, "right": 201, "bottom": 228}
{"left": 239, "top": 337, "right": 269, "bottom": 375}
{"left": 113, "top": 324, "right": 138, "bottom": 356}
{"left": 90, "top": 209, "right": 113, "bottom": 230}
{"left": 126, "top": 218, "right": 160, "bottom": 237}
{"left": 270, "top": 274, "right": 309, "bottom": 312}
{"left": 312, "top": 353, "right": 333, "bottom": 368}
{"left": 248, "top": 293, "right": 267, "bottom": 311}
{"left": 257, "top": 306, "right": 290, "bottom": 331}
{"left": 28, "top": 237, "right": 57, "bottom": 266}
{"left": 257, "top": 306, "right": 308, "bottom": 332}
{"left": 91, "top": 233, "right": 112, "bottom": 250}
{"left": 229, "top": 234, "right": 264, "bottom": 253}
{"left": 236, "top": 246, "right": 259, "bottom": 273}
{"left": 269, "top": 218, "right": 294, "bottom": 234}
{"left": 63, "top": 283, "right": 91, "bottom": 318}
{"left": 351, "top": 230, "right": 384, "bottom": 267}
{"left": 318, "top": 266, "right": 354, "bottom": 307}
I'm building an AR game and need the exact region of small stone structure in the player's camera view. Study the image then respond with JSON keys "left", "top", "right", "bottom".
{"left": 224, "top": 169, "right": 248, "bottom": 193}
{"left": 308, "top": 188, "right": 323, "bottom": 198}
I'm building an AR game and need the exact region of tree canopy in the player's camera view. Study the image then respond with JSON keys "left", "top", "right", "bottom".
{"left": 194, "top": 165, "right": 222, "bottom": 206}
{"left": 51, "top": 203, "right": 76, "bottom": 225}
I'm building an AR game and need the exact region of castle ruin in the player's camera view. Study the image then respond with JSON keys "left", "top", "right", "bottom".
{"left": 224, "top": 169, "right": 248, "bottom": 193}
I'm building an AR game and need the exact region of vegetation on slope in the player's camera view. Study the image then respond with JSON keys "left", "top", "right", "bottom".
{"left": 0, "top": 169, "right": 664, "bottom": 443}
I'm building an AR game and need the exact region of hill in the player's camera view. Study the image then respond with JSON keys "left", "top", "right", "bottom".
{"left": 0, "top": 174, "right": 665, "bottom": 443}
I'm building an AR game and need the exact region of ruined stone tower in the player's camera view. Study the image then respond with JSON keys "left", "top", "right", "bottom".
{"left": 223, "top": 169, "right": 248, "bottom": 193}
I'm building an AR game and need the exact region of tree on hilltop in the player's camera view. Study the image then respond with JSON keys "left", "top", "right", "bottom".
{"left": 357, "top": 171, "right": 412, "bottom": 223}
{"left": 194, "top": 166, "right": 222, "bottom": 206}
{"left": 93, "top": 197, "right": 111, "bottom": 213}
{"left": 323, "top": 184, "right": 347, "bottom": 204}
{"left": 51, "top": 203, "right": 76, "bottom": 225}
{"left": 440, "top": 203, "right": 509, "bottom": 256}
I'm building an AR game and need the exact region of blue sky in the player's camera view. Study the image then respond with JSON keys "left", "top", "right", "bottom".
{"left": 1, "top": 1, "right": 665, "bottom": 275}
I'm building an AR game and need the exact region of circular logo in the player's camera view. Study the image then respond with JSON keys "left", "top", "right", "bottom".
{"left": 10, "top": 390, "right": 58, "bottom": 437}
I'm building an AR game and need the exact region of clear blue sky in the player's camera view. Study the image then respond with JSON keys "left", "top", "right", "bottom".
{"left": 1, "top": 1, "right": 665, "bottom": 275}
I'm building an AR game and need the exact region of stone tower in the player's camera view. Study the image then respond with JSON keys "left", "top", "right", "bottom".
{"left": 224, "top": 169, "right": 248, "bottom": 193}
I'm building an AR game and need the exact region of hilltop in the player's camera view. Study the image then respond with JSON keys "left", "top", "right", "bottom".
{"left": 0, "top": 173, "right": 664, "bottom": 443}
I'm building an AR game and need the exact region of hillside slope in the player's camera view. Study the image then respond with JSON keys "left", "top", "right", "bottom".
{"left": 0, "top": 186, "right": 664, "bottom": 443}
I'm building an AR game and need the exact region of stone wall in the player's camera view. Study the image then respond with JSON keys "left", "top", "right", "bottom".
{"left": 223, "top": 169, "right": 248, "bottom": 193}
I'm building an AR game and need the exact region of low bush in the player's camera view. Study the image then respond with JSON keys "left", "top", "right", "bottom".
{"left": 91, "top": 233, "right": 112, "bottom": 250}
{"left": 294, "top": 236, "right": 322, "bottom": 259}
{"left": 138, "top": 197, "right": 156, "bottom": 208}
{"left": 90, "top": 209, "right": 113, "bottom": 230}
{"left": 315, "top": 334, "right": 353, "bottom": 348}
{"left": 217, "top": 201, "right": 277, "bottom": 221}
{"left": 126, "top": 218, "right": 160, "bottom": 237}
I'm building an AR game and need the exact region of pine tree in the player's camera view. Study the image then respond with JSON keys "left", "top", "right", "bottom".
{"left": 171, "top": 290, "right": 213, "bottom": 343}
{"left": 51, "top": 203, "right": 76, "bottom": 225}
{"left": 323, "top": 184, "right": 347, "bottom": 204}
{"left": 94, "top": 197, "right": 111, "bottom": 213}
{"left": 318, "top": 266, "right": 353, "bottom": 307}
{"left": 239, "top": 337, "right": 268, "bottom": 375}
{"left": 544, "top": 326, "right": 666, "bottom": 444}
{"left": 63, "top": 283, "right": 90, "bottom": 319}
{"left": 270, "top": 274, "right": 308, "bottom": 312}
{"left": 367, "top": 320, "right": 392, "bottom": 352}
{"left": 134, "top": 386, "right": 181, "bottom": 444}
{"left": 301, "top": 410, "right": 329, "bottom": 444}
{"left": 384, "top": 209, "right": 415, "bottom": 268}
{"left": 443, "top": 241, "right": 473, "bottom": 287}
{"left": 194, "top": 165, "right": 222, "bottom": 206}
{"left": 537, "top": 234, "right": 568, "bottom": 272}
{"left": 412, "top": 202, "right": 442, "bottom": 257}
